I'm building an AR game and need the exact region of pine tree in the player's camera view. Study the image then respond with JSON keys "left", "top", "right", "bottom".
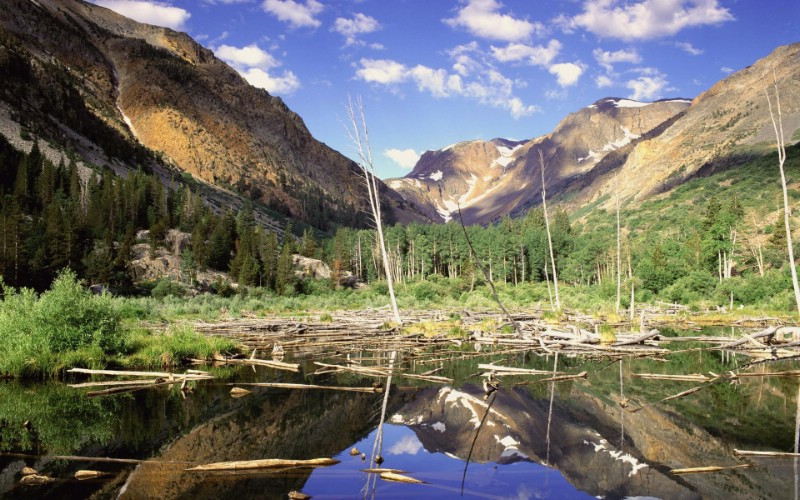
{"left": 275, "top": 240, "right": 295, "bottom": 295}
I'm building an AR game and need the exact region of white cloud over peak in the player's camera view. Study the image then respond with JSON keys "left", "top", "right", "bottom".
{"left": 490, "top": 39, "right": 562, "bottom": 66}
{"left": 241, "top": 68, "right": 300, "bottom": 94}
{"left": 444, "top": 0, "right": 543, "bottom": 42}
{"left": 262, "top": 0, "right": 323, "bottom": 29}
{"left": 626, "top": 70, "right": 669, "bottom": 100}
{"left": 572, "top": 0, "right": 735, "bottom": 41}
{"left": 354, "top": 57, "right": 539, "bottom": 119}
{"left": 384, "top": 148, "right": 420, "bottom": 169}
{"left": 215, "top": 43, "right": 300, "bottom": 94}
{"left": 549, "top": 62, "right": 584, "bottom": 87}
{"left": 90, "top": 0, "right": 190, "bottom": 30}
{"left": 215, "top": 44, "right": 278, "bottom": 70}
{"left": 333, "top": 13, "right": 380, "bottom": 46}
{"left": 593, "top": 48, "right": 641, "bottom": 72}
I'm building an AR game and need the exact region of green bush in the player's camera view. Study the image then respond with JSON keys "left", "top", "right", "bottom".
{"left": 0, "top": 270, "right": 124, "bottom": 377}
{"left": 151, "top": 278, "right": 187, "bottom": 299}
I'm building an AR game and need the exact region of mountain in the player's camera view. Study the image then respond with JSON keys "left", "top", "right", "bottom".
{"left": 0, "top": 0, "right": 426, "bottom": 231}
{"left": 389, "top": 97, "right": 691, "bottom": 224}
{"left": 390, "top": 42, "right": 800, "bottom": 225}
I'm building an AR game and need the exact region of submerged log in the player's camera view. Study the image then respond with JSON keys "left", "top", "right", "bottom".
{"left": 186, "top": 457, "right": 339, "bottom": 472}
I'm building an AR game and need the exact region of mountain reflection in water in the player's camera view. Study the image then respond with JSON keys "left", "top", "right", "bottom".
{"left": 1, "top": 341, "right": 798, "bottom": 499}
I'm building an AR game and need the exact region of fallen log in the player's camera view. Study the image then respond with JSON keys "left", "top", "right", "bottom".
{"left": 230, "top": 387, "right": 252, "bottom": 398}
{"left": 186, "top": 457, "right": 339, "bottom": 472}
{"left": 628, "top": 385, "right": 705, "bottom": 413}
{"left": 720, "top": 326, "right": 779, "bottom": 349}
{"left": 361, "top": 468, "right": 407, "bottom": 474}
{"left": 380, "top": 471, "right": 426, "bottom": 484}
{"left": 313, "top": 361, "right": 390, "bottom": 377}
{"left": 230, "top": 382, "right": 383, "bottom": 393}
{"left": 671, "top": 464, "right": 751, "bottom": 474}
{"left": 211, "top": 354, "right": 299, "bottom": 372}
{"left": 75, "top": 470, "right": 109, "bottom": 480}
{"left": 477, "top": 364, "right": 559, "bottom": 376}
{"left": 612, "top": 329, "right": 660, "bottom": 346}
{"left": 734, "top": 449, "right": 800, "bottom": 458}
{"left": 633, "top": 373, "right": 711, "bottom": 382}
{"left": 399, "top": 373, "right": 453, "bottom": 384}
{"left": 68, "top": 368, "right": 211, "bottom": 378}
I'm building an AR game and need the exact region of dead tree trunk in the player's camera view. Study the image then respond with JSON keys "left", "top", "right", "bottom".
{"left": 345, "top": 96, "right": 402, "bottom": 325}
{"left": 540, "top": 150, "right": 560, "bottom": 310}
{"left": 766, "top": 74, "right": 800, "bottom": 317}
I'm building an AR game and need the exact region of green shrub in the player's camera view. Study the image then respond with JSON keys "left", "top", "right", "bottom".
{"left": 0, "top": 270, "right": 125, "bottom": 377}
{"left": 151, "top": 278, "right": 187, "bottom": 299}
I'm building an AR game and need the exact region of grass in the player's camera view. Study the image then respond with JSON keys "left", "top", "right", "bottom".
{"left": 0, "top": 271, "right": 239, "bottom": 379}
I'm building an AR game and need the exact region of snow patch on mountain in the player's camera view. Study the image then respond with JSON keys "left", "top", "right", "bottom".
{"left": 578, "top": 126, "right": 640, "bottom": 163}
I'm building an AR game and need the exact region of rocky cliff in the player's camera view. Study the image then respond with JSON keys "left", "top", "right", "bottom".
{"left": 390, "top": 98, "right": 691, "bottom": 224}
{"left": 0, "top": 0, "right": 426, "bottom": 229}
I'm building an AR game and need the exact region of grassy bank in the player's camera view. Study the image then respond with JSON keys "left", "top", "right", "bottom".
{"left": 0, "top": 271, "right": 238, "bottom": 379}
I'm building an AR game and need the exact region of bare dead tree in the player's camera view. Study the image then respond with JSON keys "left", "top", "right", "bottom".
{"left": 539, "top": 150, "right": 560, "bottom": 310}
{"left": 615, "top": 180, "right": 622, "bottom": 314}
{"left": 344, "top": 96, "right": 402, "bottom": 325}
{"left": 765, "top": 73, "right": 800, "bottom": 317}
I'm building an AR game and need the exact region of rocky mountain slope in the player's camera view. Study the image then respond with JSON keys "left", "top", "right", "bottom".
{"left": 390, "top": 42, "right": 800, "bottom": 225}
{"left": 0, "top": 0, "right": 426, "bottom": 230}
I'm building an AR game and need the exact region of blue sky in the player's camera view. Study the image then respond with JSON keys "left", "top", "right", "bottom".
{"left": 89, "top": 0, "right": 798, "bottom": 179}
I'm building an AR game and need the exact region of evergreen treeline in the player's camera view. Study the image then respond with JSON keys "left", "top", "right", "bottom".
{"left": 0, "top": 134, "right": 301, "bottom": 293}
{"left": 2, "top": 126, "right": 797, "bottom": 310}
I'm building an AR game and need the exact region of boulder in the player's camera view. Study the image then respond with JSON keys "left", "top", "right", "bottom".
{"left": 292, "top": 255, "right": 331, "bottom": 279}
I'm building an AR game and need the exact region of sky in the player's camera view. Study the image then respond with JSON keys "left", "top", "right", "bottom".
{"left": 87, "top": 0, "right": 799, "bottom": 179}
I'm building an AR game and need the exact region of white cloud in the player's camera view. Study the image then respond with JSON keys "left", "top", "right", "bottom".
{"left": 593, "top": 48, "right": 641, "bottom": 72}
{"left": 241, "top": 67, "right": 301, "bottom": 94}
{"left": 215, "top": 44, "right": 278, "bottom": 70}
{"left": 215, "top": 43, "right": 300, "bottom": 94}
{"left": 720, "top": 66, "right": 734, "bottom": 74}
{"left": 410, "top": 66, "right": 451, "bottom": 97}
{"left": 384, "top": 148, "right": 420, "bottom": 169}
{"left": 674, "top": 41, "right": 703, "bottom": 55}
{"left": 355, "top": 59, "right": 409, "bottom": 84}
{"left": 595, "top": 74, "right": 614, "bottom": 87}
{"left": 333, "top": 13, "right": 380, "bottom": 46}
{"left": 549, "top": 62, "right": 584, "bottom": 87}
{"left": 354, "top": 58, "right": 539, "bottom": 119}
{"left": 444, "top": 0, "right": 543, "bottom": 42}
{"left": 490, "top": 39, "right": 562, "bottom": 66}
{"left": 572, "top": 0, "right": 735, "bottom": 41}
{"left": 90, "top": 0, "right": 190, "bottom": 30}
{"left": 626, "top": 72, "right": 668, "bottom": 100}
{"left": 261, "top": 0, "right": 323, "bottom": 29}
